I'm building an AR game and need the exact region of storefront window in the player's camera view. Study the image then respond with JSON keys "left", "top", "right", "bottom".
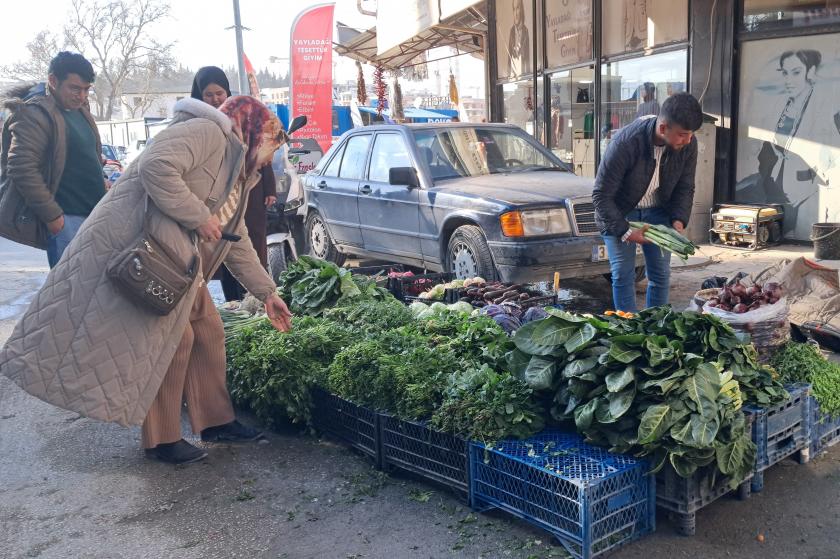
{"left": 496, "top": 0, "right": 535, "bottom": 80}
{"left": 743, "top": 1, "right": 840, "bottom": 32}
{"left": 545, "top": 0, "right": 593, "bottom": 69}
{"left": 547, "top": 67, "right": 596, "bottom": 177}
{"left": 599, "top": 50, "right": 688, "bottom": 149}
{"left": 602, "top": 0, "right": 688, "bottom": 56}
{"left": 502, "top": 80, "right": 536, "bottom": 136}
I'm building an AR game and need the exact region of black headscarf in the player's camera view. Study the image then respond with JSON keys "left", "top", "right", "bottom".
{"left": 190, "top": 66, "right": 232, "bottom": 100}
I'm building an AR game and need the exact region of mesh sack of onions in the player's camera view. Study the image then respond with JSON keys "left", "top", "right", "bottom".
{"left": 702, "top": 281, "right": 789, "bottom": 362}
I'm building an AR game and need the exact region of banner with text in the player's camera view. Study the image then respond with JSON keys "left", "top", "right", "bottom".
{"left": 291, "top": 3, "right": 334, "bottom": 153}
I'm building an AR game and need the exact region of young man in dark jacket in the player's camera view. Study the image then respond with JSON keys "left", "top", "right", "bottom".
{"left": 592, "top": 92, "right": 703, "bottom": 312}
{"left": 0, "top": 52, "right": 104, "bottom": 267}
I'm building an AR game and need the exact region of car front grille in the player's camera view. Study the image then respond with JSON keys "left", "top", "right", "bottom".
{"left": 570, "top": 201, "right": 599, "bottom": 236}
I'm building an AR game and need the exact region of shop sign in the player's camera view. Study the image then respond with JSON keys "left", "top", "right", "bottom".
{"left": 290, "top": 3, "right": 335, "bottom": 153}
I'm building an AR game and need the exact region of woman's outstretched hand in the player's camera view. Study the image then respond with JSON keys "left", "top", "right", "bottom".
{"left": 264, "top": 293, "right": 293, "bottom": 332}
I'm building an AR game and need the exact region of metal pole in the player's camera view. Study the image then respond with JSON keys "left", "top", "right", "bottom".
{"left": 232, "top": 0, "right": 248, "bottom": 95}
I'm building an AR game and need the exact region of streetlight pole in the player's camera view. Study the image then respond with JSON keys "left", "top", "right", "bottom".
{"left": 232, "top": 0, "right": 248, "bottom": 95}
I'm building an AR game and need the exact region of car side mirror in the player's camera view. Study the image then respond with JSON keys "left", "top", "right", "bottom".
{"left": 389, "top": 167, "right": 420, "bottom": 189}
{"left": 288, "top": 115, "right": 307, "bottom": 135}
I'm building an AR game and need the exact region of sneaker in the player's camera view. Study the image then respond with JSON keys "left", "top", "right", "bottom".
{"left": 200, "top": 420, "right": 263, "bottom": 443}
{"left": 145, "top": 439, "right": 208, "bottom": 464}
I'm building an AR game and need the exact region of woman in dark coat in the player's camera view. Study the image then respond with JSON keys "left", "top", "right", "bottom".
{"left": 190, "top": 66, "right": 277, "bottom": 301}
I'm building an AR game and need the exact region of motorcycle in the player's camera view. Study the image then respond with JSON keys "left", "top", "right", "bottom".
{"left": 266, "top": 115, "right": 323, "bottom": 281}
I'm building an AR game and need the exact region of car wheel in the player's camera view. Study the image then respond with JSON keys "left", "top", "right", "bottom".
{"left": 305, "top": 211, "right": 346, "bottom": 266}
{"left": 267, "top": 242, "right": 294, "bottom": 283}
{"left": 603, "top": 266, "right": 647, "bottom": 285}
{"left": 446, "top": 225, "right": 498, "bottom": 281}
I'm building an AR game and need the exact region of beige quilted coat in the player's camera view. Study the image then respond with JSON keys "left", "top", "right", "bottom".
{"left": 0, "top": 98, "right": 277, "bottom": 426}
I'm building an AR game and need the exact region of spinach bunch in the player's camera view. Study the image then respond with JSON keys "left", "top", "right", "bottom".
{"left": 507, "top": 306, "right": 785, "bottom": 484}
{"left": 277, "top": 256, "right": 390, "bottom": 315}
{"left": 431, "top": 365, "right": 546, "bottom": 443}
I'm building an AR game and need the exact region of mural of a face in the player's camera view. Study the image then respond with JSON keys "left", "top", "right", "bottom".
{"left": 780, "top": 56, "right": 813, "bottom": 98}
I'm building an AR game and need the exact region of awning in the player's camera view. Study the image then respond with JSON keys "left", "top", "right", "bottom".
{"left": 334, "top": 1, "right": 487, "bottom": 71}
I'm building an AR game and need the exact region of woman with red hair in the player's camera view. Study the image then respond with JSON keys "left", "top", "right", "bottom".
{"left": 1, "top": 95, "right": 292, "bottom": 465}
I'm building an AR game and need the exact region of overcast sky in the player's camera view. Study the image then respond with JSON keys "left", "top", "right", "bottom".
{"left": 0, "top": 0, "right": 485, "bottom": 98}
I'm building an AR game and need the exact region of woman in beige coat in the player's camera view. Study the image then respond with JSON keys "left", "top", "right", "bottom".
{"left": 1, "top": 96, "right": 292, "bottom": 464}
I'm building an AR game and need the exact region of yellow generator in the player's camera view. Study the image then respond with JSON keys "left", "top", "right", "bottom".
{"left": 709, "top": 204, "right": 784, "bottom": 250}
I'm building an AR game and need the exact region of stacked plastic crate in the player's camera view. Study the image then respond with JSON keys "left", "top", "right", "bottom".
{"left": 469, "top": 431, "right": 655, "bottom": 559}
{"left": 743, "top": 383, "right": 811, "bottom": 492}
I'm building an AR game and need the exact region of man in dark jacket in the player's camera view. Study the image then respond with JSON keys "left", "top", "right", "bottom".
{"left": 592, "top": 92, "right": 703, "bottom": 312}
{"left": 0, "top": 52, "right": 104, "bottom": 267}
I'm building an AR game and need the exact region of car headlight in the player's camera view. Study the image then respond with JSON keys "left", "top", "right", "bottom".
{"left": 500, "top": 209, "right": 572, "bottom": 237}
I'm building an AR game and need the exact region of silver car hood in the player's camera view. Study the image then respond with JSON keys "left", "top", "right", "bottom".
{"left": 429, "top": 171, "right": 595, "bottom": 206}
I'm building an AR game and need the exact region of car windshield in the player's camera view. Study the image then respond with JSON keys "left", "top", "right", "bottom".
{"left": 412, "top": 127, "right": 568, "bottom": 182}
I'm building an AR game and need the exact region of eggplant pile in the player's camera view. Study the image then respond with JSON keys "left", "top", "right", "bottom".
{"left": 457, "top": 281, "right": 537, "bottom": 308}
{"left": 706, "top": 281, "right": 784, "bottom": 314}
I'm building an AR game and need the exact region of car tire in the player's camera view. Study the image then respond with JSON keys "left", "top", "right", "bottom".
{"left": 603, "top": 266, "right": 647, "bottom": 285}
{"left": 267, "top": 242, "right": 294, "bottom": 283}
{"left": 305, "top": 211, "right": 346, "bottom": 266}
{"left": 446, "top": 225, "right": 498, "bottom": 281}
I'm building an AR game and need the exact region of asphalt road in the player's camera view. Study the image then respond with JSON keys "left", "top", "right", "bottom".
{"left": 1, "top": 237, "right": 838, "bottom": 559}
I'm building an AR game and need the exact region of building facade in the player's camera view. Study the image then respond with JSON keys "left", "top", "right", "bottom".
{"left": 486, "top": 0, "right": 840, "bottom": 241}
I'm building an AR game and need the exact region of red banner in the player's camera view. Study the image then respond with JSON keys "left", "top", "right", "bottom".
{"left": 290, "top": 3, "right": 334, "bottom": 153}
{"left": 243, "top": 53, "right": 260, "bottom": 98}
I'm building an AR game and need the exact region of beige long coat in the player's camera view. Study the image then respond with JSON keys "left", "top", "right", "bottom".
{"left": 0, "top": 98, "right": 276, "bottom": 426}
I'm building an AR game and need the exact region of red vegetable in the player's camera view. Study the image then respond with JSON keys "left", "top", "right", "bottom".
{"left": 733, "top": 303, "right": 749, "bottom": 314}
{"left": 730, "top": 296, "right": 742, "bottom": 306}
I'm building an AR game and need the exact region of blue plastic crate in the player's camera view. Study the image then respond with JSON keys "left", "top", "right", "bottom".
{"left": 809, "top": 395, "right": 840, "bottom": 458}
{"left": 655, "top": 465, "right": 751, "bottom": 537}
{"left": 469, "top": 431, "right": 655, "bottom": 559}
{"left": 311, "top": 387, "right": 382, "bottom": 468}
{"left": 380, "top": 414, "right": 469, "bottom": 500}
{"left": 744, "top": 383, "right": 811, "bottom": 492}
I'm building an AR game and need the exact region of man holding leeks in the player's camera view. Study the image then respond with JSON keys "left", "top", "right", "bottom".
{"left": 593, "top": 92, "right": 704, "bottom": 312}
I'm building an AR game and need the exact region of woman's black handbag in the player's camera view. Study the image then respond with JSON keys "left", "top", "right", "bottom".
{"left": 107, "top": 199, "right": 198, "bottom": 315}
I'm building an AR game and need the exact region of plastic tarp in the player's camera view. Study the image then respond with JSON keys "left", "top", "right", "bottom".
{"left": 753, "top": 257, "right": 840, "bottom": 348}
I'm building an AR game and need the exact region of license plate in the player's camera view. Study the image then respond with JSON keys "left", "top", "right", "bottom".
{"left": 592, "top": 244, "right": 643, "bottom": 262}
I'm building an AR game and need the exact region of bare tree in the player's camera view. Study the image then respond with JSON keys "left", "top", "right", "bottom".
{"left": 64, "top": 0, "right": 175, "bottom": 120}
{"left": 1, "top": 31, "right": 65, "bottom": 82}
